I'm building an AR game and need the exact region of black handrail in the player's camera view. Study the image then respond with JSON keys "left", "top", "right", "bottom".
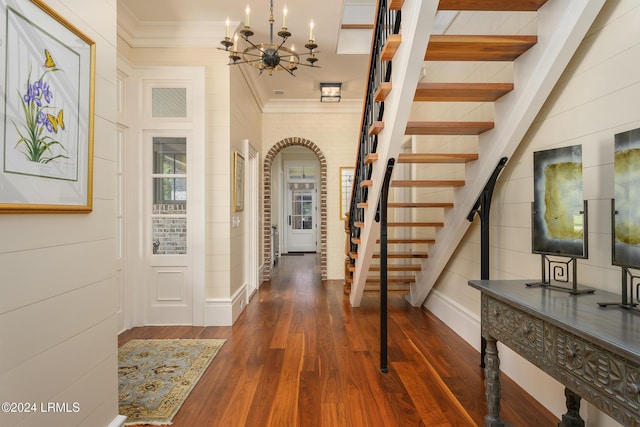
{"left": 377, "top": 158, "right": 395, "bottom": 373}
{"left": 347, "top": 0, "right": 401, "bottom": 271}
{"left": 467, "top": 157, "right": 508, "bottom": 368}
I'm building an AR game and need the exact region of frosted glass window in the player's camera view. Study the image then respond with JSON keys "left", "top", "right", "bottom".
{"left": 152, "top": 88, "right": 187, "bottom": 117}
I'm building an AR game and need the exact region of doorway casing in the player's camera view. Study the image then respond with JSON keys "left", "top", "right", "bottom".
{"left": 263, "top": 137, "right": 327, "bottom": 280}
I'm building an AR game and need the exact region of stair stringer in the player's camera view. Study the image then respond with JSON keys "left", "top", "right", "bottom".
{"left": 407, "top": 0, "right": 607, "bottom": 307}
{"left": 349, "top": 0, "right": 440, "bottom": 308}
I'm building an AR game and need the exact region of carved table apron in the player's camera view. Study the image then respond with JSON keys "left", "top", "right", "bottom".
{"left": 468, "top": 280, "right": 640, "bottom": 427}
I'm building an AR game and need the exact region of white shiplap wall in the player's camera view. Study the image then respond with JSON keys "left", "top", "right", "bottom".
{"left": 429, "top": 1, "right": 640, "bottom": 425}
{"left": 0, "top": 0, "right": 119, "bottom": 426}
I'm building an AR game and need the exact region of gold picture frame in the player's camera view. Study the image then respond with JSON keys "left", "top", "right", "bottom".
{"left": 0, "top": 0, "right": 95, "bottom": 213}
{"left": 234, "top": 152, "right": 245, "bottom": 212}
{"left": 339, "top": 167, "right": 354, "bottom": 220}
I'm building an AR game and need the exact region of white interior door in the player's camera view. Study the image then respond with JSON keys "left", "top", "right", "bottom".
{"left": 146, "top": 133, "right": 193, "bottom": 325}
{"left": 286, "top": 182, "right": 317, "bottom": 252}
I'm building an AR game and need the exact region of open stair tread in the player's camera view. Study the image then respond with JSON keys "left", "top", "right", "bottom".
{"left": 382, "top": 34, "right": 402, "bottom": 61}
{"left": 414, "top": 82, "right": 513, "bottom": 102}
{"left": 373, "top": 252, "right": 429, "bottom": 258}
{"left": 426, "top": 34, "right": 537, "bottom": 61}
{"left": 389, "top": 222, "right": 443, "bottom": 227}
{"left": 375, "top": 82, "right": 393, "bottom": 102}
{"left": 369, "top": 264, "right": 422, "bottom": 272}
{"left": 391, "top": 179, "right": 465, "bottom": 187}
{"left": 406, "top": 121, "right": 494, "bottom": 135}
{"left": 397, "top": 153, "right": 478, "bottom": 163}
{"left": 377, "top": 238, "right": 436, "bottom": 244}
{"left": 366, "top": 276, "right": 416, "bottom": 283}
{"left": 438, "top": 0, "right": 549, "bottom": 11}
{"left": 388, "top": 202, "right": 454, "bottom": 208}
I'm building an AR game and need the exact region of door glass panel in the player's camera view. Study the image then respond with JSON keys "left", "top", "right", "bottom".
{"left": 152, "top": 137, "right": 187, "bottom": 255}
{"left": 154, "top": 138, "right": 187, "bottom": 174}
{"left": 152, "top": 218, "right": 187, "bottom": 254}
{"left": 153, "top": 177, "right": 187, "bottom": 204}
{"left": 291, "top": 190, "right": 313, "bottom": 230}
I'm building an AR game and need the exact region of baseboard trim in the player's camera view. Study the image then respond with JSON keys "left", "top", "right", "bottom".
{"left": 107, "top": 415, "right": 127, "bottom": 427}
{"left": 423, "top": 289, "right": 481, "bottom": 352}
{"left": 204, "top": 283, "right": 247, "bottom": 326}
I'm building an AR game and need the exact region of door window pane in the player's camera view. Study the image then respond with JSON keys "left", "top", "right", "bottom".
{"left": 153, "top": 137, "right": 187, "bottom": 205}
{"left": 154, "top": 138, "right": 186, "bottom": 174}
{"left": 153, "top": 178, "right": 187, "bottom": 205}
{"left": 291, "top": 190, "right": 313, "bottom": 230}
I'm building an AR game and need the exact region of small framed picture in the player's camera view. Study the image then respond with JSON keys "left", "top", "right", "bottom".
{"left": 340, "top": 167, "right": 354, "bottom": 220}
{"left": 234, "top": 152, "right": 244, "bottom": 212}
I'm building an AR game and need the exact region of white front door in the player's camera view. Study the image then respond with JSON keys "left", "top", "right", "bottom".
{"left": 146, "top": 133, "right": 193, "bottom": 325}
{"left": 286, "top": 183, "right": 317, "bottom": 252}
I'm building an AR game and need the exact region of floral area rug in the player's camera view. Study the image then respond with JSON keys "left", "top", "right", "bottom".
{"left": 118, "top": 338, "right": 225, "bottom": 426}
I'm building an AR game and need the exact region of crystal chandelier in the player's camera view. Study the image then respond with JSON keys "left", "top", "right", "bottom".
{"left": 219, "top": 0, "right": 319, "bottom": 76}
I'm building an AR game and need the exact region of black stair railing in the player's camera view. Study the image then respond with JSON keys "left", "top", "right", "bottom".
{"left": 377, "top": 158, "right": 395, "bottom": 373}
{"left": 347, "top": 0, "right": 401, "bottom": 268}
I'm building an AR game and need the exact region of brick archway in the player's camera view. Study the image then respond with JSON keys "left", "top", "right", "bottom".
{"left": 263, "top": 137, "right": 327, "bottom": 280}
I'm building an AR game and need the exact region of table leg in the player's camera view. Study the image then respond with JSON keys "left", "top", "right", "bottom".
{"left": 484, "top": 335, "right": 507, "bottom": 427}
{"left": 558, "top": 388, "right": 584, "bottom": 427}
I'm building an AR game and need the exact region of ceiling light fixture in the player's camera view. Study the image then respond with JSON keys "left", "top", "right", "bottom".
{"left": 320, "top": 82, "right": 341, "bottom": 103}
{"left": 219, "top": 0, "right": 319, "bottom": 76}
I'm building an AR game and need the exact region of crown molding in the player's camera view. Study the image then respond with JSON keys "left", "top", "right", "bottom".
{"left": 118, "top": 2, "right": 235, "bottom": 48}
{"left": 262, "top": 99, "right": 362, "bottom": 114}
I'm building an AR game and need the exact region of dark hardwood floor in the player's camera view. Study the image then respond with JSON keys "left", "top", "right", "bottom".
{"left": 118, "top": 253, "right": 558, "bottom": 426}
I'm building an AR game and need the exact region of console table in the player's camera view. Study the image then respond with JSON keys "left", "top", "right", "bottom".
{"left": 468, "top": 279, "right": 640, "bottom": 427}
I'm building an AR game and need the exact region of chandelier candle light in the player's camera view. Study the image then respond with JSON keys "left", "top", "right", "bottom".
{"left": 220, "top": 0, "right": 319, "bottom": 76}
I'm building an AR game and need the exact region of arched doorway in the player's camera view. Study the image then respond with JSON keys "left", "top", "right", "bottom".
{"left": 263, "top": 137, "right": 327, "bottom": 280}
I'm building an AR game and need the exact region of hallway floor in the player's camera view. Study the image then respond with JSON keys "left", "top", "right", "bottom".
{"left": 118, "top": 253, "right": 558, "bottom": 426}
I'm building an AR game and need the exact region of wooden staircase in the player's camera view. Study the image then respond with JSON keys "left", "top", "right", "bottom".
{"left": 347, "top": 0, "right": 606, "bottom": 307}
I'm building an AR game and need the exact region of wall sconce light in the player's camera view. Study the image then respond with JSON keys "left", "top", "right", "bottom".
{"left": 320, "top": 82, "right": 342, "bottom": 103}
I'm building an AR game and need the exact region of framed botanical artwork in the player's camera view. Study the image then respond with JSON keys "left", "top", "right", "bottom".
{"left": 0, "top": 0, "right": 95, "bottom": 213}
{"left": 234, "top": 152, "right": 244, "bottom": 212}
{"left": 339, "top": 167, "right": 354, "bottom": 220}
{"left": 532, "top": 145, "right": 587, "bottom": 258}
